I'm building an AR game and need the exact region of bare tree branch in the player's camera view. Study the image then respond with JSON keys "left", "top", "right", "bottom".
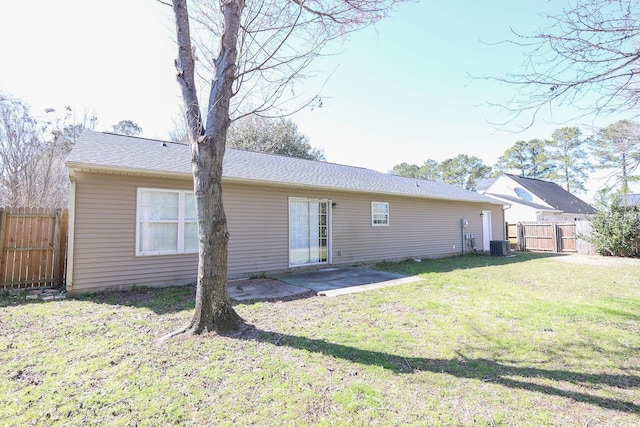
{"left": 484, "top": 0, "right": 640, "bottom": 129}
{"left": 186, "top": 0, "right": 410, "bottom": 120}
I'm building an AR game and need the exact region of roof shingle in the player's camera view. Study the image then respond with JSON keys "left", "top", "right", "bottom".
{"left": 66, "top": 131, "right": 502, "bottom": 205}
{"left": 504, "top": 174, "right": 596, "bottom": 214}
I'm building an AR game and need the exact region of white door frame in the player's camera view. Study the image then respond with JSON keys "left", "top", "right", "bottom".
{"left": 482, "top": 210, "right": 492, "bottom": 251}
{"left": 288, "top": 197, "right": 331, "bottom": 267}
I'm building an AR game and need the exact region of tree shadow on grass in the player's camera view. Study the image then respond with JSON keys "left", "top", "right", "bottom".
{"left": 1, "top": 283, "right": 313, "bottom": 314}
{"left": 0, "top": 252, "right": 567, "bottom": 312}
{"left": 0, "top": 285, "right": 199, "bottom": 312}
{"left": 238, "top": 326, "right": 640, "bottom": 414}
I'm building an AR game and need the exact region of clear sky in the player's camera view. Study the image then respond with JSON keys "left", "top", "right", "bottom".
{"left": 0, "top": 0, "right": 630, "bottom": 200}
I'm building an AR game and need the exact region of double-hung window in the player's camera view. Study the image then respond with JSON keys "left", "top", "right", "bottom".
{"left": 371, "top": 202, "right": 389, "bottom": 226}
{"left": 136, "top": 188, "right": 197, "bottom": 255}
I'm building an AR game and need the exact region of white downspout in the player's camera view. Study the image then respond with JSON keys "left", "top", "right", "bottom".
{"left": 66, "top": 169, "right": 77, "bottom": 294}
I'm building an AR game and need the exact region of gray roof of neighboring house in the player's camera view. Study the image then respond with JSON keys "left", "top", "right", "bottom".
{"left": 503, "top": 174, "right": 596, "bottom": 214}
{"left": 620, "top": 193, "right": 640, "bottom": 206}
{"left": 66, "top": 130, "right": 503, "bottom": 205}
{"left": 475, "top": 177, "right": 496, "bottom": 193}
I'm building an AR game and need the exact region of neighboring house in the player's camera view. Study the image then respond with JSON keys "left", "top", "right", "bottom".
{"left": 479, "top": 173, "right": 596, "bottom": 223}
{"left": 65, "top": 131, "right": 506, "bottom": 294}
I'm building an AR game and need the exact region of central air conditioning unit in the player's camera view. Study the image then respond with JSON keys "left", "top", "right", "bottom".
{"left": 490, "top": 240, "right": 510, "bottom": 256}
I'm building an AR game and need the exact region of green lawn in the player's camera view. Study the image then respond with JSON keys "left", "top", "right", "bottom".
{"left": 2, "top": 253, "right": 639, "bottom": 426}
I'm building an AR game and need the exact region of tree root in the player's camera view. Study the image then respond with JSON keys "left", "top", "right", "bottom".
{"left": 158, "top": 308, "right": 248, "bottom": 343}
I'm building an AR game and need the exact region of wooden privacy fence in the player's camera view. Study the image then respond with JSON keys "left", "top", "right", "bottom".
{"left": 0, "top": 207, "right": 68, "bottom": 289}
{"left": 507, "top": 221, "right": 595, "bottom": 254}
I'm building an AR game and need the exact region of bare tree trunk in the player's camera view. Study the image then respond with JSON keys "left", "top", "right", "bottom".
{"left": 163, "top": 0, "right": 244, "bottom": 338}
{"left": 159, "top": 0, "right": 408, "bottom": 339}
{"left": 622, "top": 152, "right": 628, "bottom": 194}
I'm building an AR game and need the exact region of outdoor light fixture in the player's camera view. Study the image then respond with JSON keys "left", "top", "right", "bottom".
{"left": 480, "top": 211, "right": 484, "bottom": 217}
{"left": 332, "top": 202, "right": 338, "bottom": 208}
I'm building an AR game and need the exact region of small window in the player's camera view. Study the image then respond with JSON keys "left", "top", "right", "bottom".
{"left": 136, "top": 188, "right": 197, "bottom": 255}
{"left": 371, "top": 202, "right": 389, "bottom": 226}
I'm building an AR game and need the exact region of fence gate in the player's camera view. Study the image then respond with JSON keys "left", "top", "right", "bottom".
{"left": 0, "top": 207, "right": 68, "bottom": 289}
{"left": 506, "top": 221, "right": 595, "bottom": 254}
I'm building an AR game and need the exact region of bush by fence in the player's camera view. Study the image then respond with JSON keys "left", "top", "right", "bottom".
{"left": 588, "top": 205, "right": 640, "bottom": 257}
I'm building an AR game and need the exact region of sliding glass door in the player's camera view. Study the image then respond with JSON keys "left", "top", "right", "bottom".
{"left": 289, "top": 198, "right": 330, "bottom": 266}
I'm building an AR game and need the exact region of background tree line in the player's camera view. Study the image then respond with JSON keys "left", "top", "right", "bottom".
{"left": 0, "top": 94, "right": 324, "bottom": 208}
{"left": 390, "top": 120, "right": 640, "bottom": 201}
{"left": 0, "top": 94, "right": 152, "bottom": 207}
{"left": 0, "top": 96, "right": 96, "bottom": 208}
{"left": 168, "top": 112, "right": 325, "bottom": 161}
{"left": 5, "top": 90, "right": 638, "bottom": 209}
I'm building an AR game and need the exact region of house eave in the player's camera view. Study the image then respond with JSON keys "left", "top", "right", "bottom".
{"left": 483, "top": 193, "right": 561, "bottom": 212}
{"left": 223, "top": 177, "right": 504, "bottom": 205}
{"left": 67, "top": 163, "right": 192, "bottom": 180}
{"left": 67, "top": 163, "right": 505, "bottom": 206}
{"left": 535, "top": 209, "right": 564, "bottom": 214}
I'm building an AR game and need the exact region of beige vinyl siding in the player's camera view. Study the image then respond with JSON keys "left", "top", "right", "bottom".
{"left": 328, "top": 193, "right": 502, "bottom": 263}
{"left": 69, "top": 170, "right": 504, "bottom": 293}
{"left": 70, "top": 174, "right": 293, "bottom": 293}
{"left": 242, "top": 186, "right": 504, "bottom": 264}
{"left": 224, "top": 183, "right": 289, "bottom": 275}
{"left": 70, "top": 172, "right": 197, "bottom": 293}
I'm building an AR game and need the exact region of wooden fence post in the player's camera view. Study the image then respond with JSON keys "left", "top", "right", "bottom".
{"left": 0, "top": 208, "right": 5, "bottom": 284}
{"left": 575, "top": 221, "right": 596, "bottom": 255}
{"left": 517, "top": 222, "right": 524, "bottom": 251}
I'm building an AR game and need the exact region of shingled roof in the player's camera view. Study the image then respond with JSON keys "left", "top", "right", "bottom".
{"left": 620, "top": 193, "right": 640, "bottom": 206}
{"left": 66, "top": 130, "right": 502, "bottom": 205}
{"left": 497, "top": 174, "right": 595, "bottom": 214}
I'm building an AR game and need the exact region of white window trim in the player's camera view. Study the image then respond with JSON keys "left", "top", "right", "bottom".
{"left": 371, "top": 201, "right": 389, "bottom": 227}
{"left": 136, "top": 188, "right": 197, "bottom": 256}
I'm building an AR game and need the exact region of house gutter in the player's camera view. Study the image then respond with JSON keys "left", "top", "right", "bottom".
{"left": 66, "top": 169, "right": 77, "bottom": 293}
{"left": 223, "top": 177, "right": 503, "bottom": 205}
{"left": 65, "top": 163, "right": 504, "bottom": 207}
{"left": 64, "top": 162, "right": 192, "bottom": 181}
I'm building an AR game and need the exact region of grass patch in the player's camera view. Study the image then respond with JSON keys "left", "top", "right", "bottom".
{"left": 1, "top": 252, "right": 639, "bottom": 425}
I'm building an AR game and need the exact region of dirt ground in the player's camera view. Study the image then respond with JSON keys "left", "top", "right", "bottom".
{"left": 227, "top": 277, "right": 313, "bottom": 301}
